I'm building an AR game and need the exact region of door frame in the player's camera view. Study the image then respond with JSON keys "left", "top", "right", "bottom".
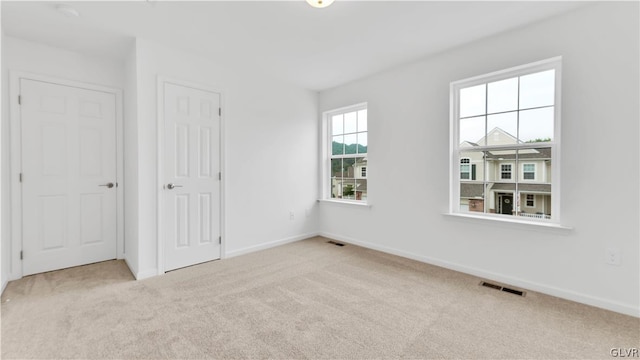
{"left": 156, "top": 76, "right": 225, "bottom": 275}
{"left": 9, "top": 71, "right": 124, "bottom": 281}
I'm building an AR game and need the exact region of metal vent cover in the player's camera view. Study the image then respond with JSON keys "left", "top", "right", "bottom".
{"left": 480, "top": 281, "right": 526, "bottom": 297}
{"left": 327, "top": 240, "right": 345, "bottom": 247}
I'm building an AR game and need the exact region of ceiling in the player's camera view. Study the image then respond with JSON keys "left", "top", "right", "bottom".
{"left": 1, "top": 1, "right": 588, "bottom": 91}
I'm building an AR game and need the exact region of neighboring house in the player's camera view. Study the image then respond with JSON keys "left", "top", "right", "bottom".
{"left": 459, "top": 127, "right": 551, "bottom": 219}
{"left": 331, "top": 158, "right": 368, "bottom": 201}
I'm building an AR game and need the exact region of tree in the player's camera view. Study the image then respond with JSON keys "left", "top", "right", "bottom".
{"left": 343, "top": 184, "right": 355, "bottom": 197}
{"left": 526, "top": 137, "right": 552, "bottom": 143}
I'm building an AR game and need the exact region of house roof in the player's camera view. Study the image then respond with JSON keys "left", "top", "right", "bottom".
{"left": 485, "top": 147, "right": 552, "bottom": 160}
{"left": 491, "top": 183, "right": 551, "bottom": 193}
{"left": 460, "top": 183, "right": 485, "bottom": 198}
{"left": 461, "top": 182, "right": 551, "bottom": 198}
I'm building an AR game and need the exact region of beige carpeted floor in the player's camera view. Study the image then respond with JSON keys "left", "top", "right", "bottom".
{"left": 1, "top": 237, "right": 638, "bottom": 359}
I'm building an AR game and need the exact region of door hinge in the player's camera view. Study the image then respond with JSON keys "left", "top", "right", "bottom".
{"left": 218, "top": 172, "right": 221, "bottom": 180}
{"left": 19, "top": 173, "right": 23, "bottom": 182}
{"left": 18, "top": 95, "right": 21, "bottom": 105}
{"left": 218, "top": 236, "right": 222, "bottom": 244}
{"left": 219, "top": 107, "right": 222, "bottom": 116}
{"left": 20, "top": 251, "right": 23, "bottom": 260}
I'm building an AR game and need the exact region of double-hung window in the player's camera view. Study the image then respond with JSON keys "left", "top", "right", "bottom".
{"left": 325, "top": 103, "right": 368, "bottom": 202}
{"left": 450, "top": 57, "right": 561, "bottom": 222}
{"left": 523, "top": 164, "right": 536, "bottom": 180}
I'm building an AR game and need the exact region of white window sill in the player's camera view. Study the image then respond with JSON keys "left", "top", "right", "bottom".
{"left": 317, "top": 199, "right": 372, "bottom": 208}
{"left": 443, "top": 212, "right": 573, "bottom": 232}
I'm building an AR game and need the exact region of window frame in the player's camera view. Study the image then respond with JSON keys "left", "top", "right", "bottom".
{"left": 449, "top": 57, "right": 562, "bottom": 224}
{"left": 322, "top": 103, "right": 368, "bottom": 204}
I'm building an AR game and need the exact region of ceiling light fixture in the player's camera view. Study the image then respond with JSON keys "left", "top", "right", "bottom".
{"left": 306, "top": 0, "right": 335, "bottom": 9}
{"left": 56, "top": 4, "right": 80, "bottom": 17}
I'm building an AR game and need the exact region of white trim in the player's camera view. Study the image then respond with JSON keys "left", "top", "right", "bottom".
{"left": 443, "top": 212, "right": 571, "bottom": 230}
{"left": 317, "top": 199, "right": 372, "bottom": 208}
{"left": 319, "top": 232, "right": 637, "bottom": 318}
{"left": 225, "top": 233, "right": 319, "bottom": 259}
{"left": 9, "top": 71, "right": 124, "bottom": 281}
{"left": 156, "top": 76, "right": 225, "bottom": 274}
{"left": 1, "top": 279, "right": 8, "bottom": 294}
{"left": 134, "top": 268, "right": 159, "bottom": 281}
{"left": 451, "top": 56, "right": 563, "bottom": 89}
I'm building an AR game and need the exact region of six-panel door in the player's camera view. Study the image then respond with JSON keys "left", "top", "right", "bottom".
{"left": 163, "top": 82, "right": 221, "bottom": 271}
{"left": 21, "top": 79, "right": 117, "bottom": 276}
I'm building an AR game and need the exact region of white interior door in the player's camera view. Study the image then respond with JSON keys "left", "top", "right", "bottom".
{"left": 21, "top": 79, "right": 117, "bottom": 276}
{"left": 163, "top": 82, "right": 221, "bottom": 272}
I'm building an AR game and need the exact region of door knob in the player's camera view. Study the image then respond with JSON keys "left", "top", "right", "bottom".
{"left": 167, "top": 183, "right": 183, "bottom": 190}
{"left": 99, "top": 182, "right": 114, "bottom": 189}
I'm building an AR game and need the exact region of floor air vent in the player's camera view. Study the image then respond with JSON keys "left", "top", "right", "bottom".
{"left": 327, "top": 241, "right": 345, "bottom": 247}
{"left": 480, "top": 281, "right": 526, "bottom": 297}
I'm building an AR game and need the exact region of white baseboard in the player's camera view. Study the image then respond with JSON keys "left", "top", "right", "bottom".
{"left": 1, "top": 278, "right": 8, "bottom": 295}
{"left": 124, "top": 257, "right": 158, "bottom": 280}
{"left": 319, "top": 232, "right": 640, "bottom": 318}
{"left": 225, "top": 232, "right": 319, "bottom": 259}
{"left": 134, "top": 268, "right": 159, "bottom": 280}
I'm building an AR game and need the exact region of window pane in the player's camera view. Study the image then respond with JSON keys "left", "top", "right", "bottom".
{"left": 341, "top": 179, "right": 357, "bottom": 200}
{"left": 357, "top": 133, "right": 368, "bottom": 154}
{"left": 460, "top": 116, "right": 485, "bottom": 146}
{"left": 330, "top": 158, "right": 343, "bottom": 177}
{"left": 519, "top": 107, "right": 554, "bottom": 142}
{"left": 344, "top": 111, "right": 357, "bottom": 134}
{"left": 517, "top": 191, "right": 551, "bottom": 219}
{"left": 487, "top": 77, "right": 518, "bottom": 114}
{"left": 460, "top": 183, "right": 488, "bottom": 213}
{"left": 332, "top": 136, "right": 344, "bottom": 155}
{"left": 519, "top": 69, "right": 555, "bottom": 109}
{"left": 516, "top": 150, "right": 552, "bottom": 219}
{"left": 332, "top": 114, "right": 344, "bottom": 135}
{"left": 344, "top": 134, "right": 357, "bottom": 154}
{"left": 343, "top": 158, "right": 356, "bottom": 178}
{"left": 459, "top": 150, "right": 485, "bottom": 181}
{"left": 491, "top": 183, "right": 516, "bottom": 216}
{"left": 460, "top": 84, "right": 486, "bottom": 118}
{"left": 518, "top": 147, "right": 551, "bottom": 181}
{"left": 485, "top": 148, "right": 517, "bottom": 182}
{"left": 356, "top": 179, "right": 368, "bottom": 201}
{"left": 487, "top": 112, "right": 517, "bottom": 145}
{"left": 357, "top": 110, "right": 367, "bottom": 132}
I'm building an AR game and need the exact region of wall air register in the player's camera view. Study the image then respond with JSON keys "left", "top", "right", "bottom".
{"left": 480, "top": 281, "right": 526, "bottom": 297}
{"left": 327, "top": 241, "right": 345, "bottom": 247}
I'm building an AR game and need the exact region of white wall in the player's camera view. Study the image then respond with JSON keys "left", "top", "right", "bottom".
{"left": 132, "top": 38, "right": 319, "bottom": 277}
{"left": 318, "top": 3, "right": 639, "bottom": 316}
{"left": 0, "top": 36, "right": 125, "bottom": 283}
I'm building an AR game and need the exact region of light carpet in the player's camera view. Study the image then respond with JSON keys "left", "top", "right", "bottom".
{"left": 1, "top": 237, "right": 638, "bottom": 359}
